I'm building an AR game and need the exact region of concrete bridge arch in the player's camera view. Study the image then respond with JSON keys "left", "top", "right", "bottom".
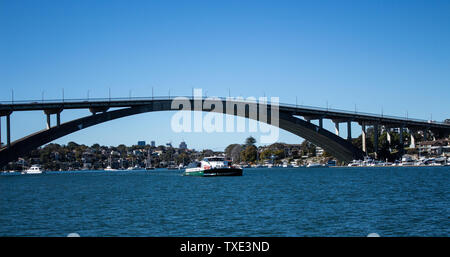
{"left": 0, "top": 99, "right": 365, "bottom": 167}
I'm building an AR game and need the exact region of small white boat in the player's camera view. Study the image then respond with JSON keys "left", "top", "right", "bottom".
{"left": 22, "top": 165, "right": 43, "bottom": 174}
{"left": 306, "top": 163, "right": 322, "bottom": 168}
{"left": 348, "top": 160, "right": 362, "bottom": 167}
{"left": 105, "top": 156, "right": 118, "bottom": 171}
{"left": 127, "top": 165, "right": 142, "bottom": 170}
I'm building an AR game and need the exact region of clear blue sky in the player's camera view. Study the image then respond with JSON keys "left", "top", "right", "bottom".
{"left": 1, "top": 0, "right": 449, "bottom": 150}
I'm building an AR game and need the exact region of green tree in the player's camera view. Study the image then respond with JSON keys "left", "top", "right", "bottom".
{"left": 240, "top": 145, "right": 257, "bottom": 163}
{"left": 245, "top": 136, "right": 256, "bottom": 146}
{"left": 67, "top": 141, "right": 79, "bottom": 150}
{"left": 225, "top": 144, "right": 240, "bottom": 158}
{"left": 259, "top": 149, "right": 273, "bottom": 160}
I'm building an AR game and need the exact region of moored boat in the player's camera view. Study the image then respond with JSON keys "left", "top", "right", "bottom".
{"left": 306, "top": 163, "right": 323, "bottom": 168}
{"left": 22, "top": 165, "right": 43, "bottom": 174}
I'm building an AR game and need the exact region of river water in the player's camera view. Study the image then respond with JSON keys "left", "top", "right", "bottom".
{"left": 0, "top": 167, "right": 448, "bottom": 236}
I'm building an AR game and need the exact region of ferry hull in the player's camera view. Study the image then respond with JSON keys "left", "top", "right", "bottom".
{"left": 184, "top": 168, "right": 243, "bottom": 177}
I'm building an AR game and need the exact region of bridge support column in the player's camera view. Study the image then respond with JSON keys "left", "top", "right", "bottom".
{"left": 347, "top": 121, "right": 352, "bottom": 141}
{"left": 46, "top": 113, "right": 51, "bottom": 129}
{"left": 6, "top": 114, "right": 11, "bottom": 148}
{"left": 362, "top": 123, "right": 366, "bottom": 153}
{"left": 319, "top": 118, "right": 323, "bottom": 129}
{"left": 374, "top": 124, "right": 379, "bottom": 159}
{"left": 410, "top": 133, "right": 416, "bottom": 148}
{"left": 334, "top": 122, "right": 340, "bottom": 136}
{"left": 56, "top": 112, "right": 61, "bottom": 127}
{"left": 399, "top": 125, "right": 404, "bottom": 155}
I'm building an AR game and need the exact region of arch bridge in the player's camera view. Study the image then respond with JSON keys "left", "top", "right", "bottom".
{"left": 1, "top": 96, "right": 449, "bottom": 167}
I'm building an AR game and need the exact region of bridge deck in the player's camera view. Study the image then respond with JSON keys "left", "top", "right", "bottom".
{"left": 1, "top": 96, "right": 449, "bottom": 129}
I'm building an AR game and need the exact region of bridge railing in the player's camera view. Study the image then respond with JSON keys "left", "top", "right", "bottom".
{"left": 280, "top": 102, "right": 445, "bottom": 125}
{"left": 0, "top": 96, "right": 447, "bottom": 125}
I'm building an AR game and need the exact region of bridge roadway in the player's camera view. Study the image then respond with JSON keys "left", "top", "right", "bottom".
{"left": 1, "top": 96, "right": 449, "bottom": 129}
{"left": 0, "top": 96, "right": 449, "bottom": 166}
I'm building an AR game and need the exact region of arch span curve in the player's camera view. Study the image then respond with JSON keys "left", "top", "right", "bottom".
{"left": 0, "top": 99, "right": 364, "bottom": 167}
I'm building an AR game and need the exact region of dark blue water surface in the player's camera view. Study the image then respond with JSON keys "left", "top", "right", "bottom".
{"left": 1, "top": 167, "right": 449, "bottom": 236}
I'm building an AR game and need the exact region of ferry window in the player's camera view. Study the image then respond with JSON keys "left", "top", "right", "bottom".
{"left": 207, "top": 158, "right": 224, "bottom": 162}
{"left": 187, "top": 162, "right": 200, "bottom": 168}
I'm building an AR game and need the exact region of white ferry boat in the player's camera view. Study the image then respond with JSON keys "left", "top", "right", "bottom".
{"left": 184, "top": 156, "right": 243, "bottom": 176}
{"left": 22, "top": 165, "right": 43, "bottom": 174}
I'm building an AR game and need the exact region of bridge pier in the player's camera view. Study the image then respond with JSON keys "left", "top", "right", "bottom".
{"left": 374, "top": 124, "right": 379, "bottom": 159}
{"left": 410, "top": 132, "right": 416, "bottom": 148}
{"left": 347, "top": 121, "right": 352, "bottom": 141}
{"left": 0, "top": 111, "right": 12, "bottom": 149}
{"left": 361, "top": 123, "right": 366, "bottom": 153}
{"left": 57, "top": 112, "right": 61, "bottom": 127}
{"left": 334, "top": 122, "right": 340, "bottom": 136}
{"left": 399, "top": 125, "right": 404, "bottom": 155}
{"left": 386, "top": 129, "right": 391, "bottom": 144}
{"left": 44, "top": 109, "right": 63, "bottom": 129}
{"left": 46, "top": 113, "right": 51, "bottom": 129}
{"left": 6, "top": 114, "right": 11, "bottom": 148}
{"left": 319, "top": 118, "right": 323, "bottom": 129}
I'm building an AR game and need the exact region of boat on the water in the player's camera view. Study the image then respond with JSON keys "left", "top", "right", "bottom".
{"left": 127, "top": 165, "right": 142, "bottom": 170}
{"left": 104, "top": 156, "right": 118, "bottom": 171}
{"left": 104, "top": 166, "right": 118, "bottom": 171}
{"left": 22, "top": 165, "right": 43, "bottom": 174}
{"left": 348, "top": 160, "right": 362, "bottom": 167}
{"left": 306, "top": 163, "right": 323, "bottom": 168}
{"left": 184, "top": 156, "right": 243, "bottom": 176}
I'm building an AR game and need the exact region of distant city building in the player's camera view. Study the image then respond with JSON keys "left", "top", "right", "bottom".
{"left": 151, "top": 141, "right": 156, "bottom": 147}
{"left": 179, "top": 141, "right": 187, "bottom": 149}
{"left": 137, "top": 141, "right": 146, "bottom": 146}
